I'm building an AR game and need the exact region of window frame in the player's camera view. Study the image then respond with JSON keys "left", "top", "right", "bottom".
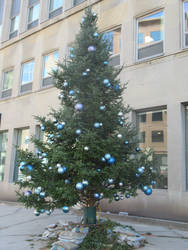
{"left": 2, "top": 68, "right": 14, "bottom": 91}
{"left": 27, "top": 1, "right": 40, "bottom": 29}
{"left": 0, "top": 130, "right": 8, "bottom": 182}
{"left": 73, "top": 0, "right": 85, "bottom": 7}
{"left": 49, "top": 0, "right": 63, "bottom": 18}
{"left": 21, "top": 60, "right": 35, "bottom": 85}
{"left": 136, "top": 9, "right": 165, "bottom": 62}
{"left": 9, "top": 15, "right": 19, "bottom": 38}
{"left": 183, "top": 0, "right": 188, "bottom": 48}
{"left": 1, "top": 68, "right": 14, "bottom": 99}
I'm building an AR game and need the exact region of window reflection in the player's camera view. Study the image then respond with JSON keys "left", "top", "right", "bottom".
{"left": 137, "top": 109, "right": 168, "bottom": 189}
{"left": 0, "top": 131, "right": 8, "bottom": 182}
{"left": 43, "top": 51, "right": 59, "bottom": 79}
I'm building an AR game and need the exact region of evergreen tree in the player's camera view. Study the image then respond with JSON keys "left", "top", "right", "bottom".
{"left": 16, "top": 8, "right": 155, "bottom": 224}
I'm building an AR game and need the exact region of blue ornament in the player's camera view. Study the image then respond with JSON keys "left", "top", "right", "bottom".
{"left": 75, "top": 103, "right": 84, "bottom": 111}
{"left": 136, "top": 173, "right": 140, "bottom": 178}
{"left": 106, "top": 83, "right": 111, "bottom": 88}
{"left": 125, "top": 193, "right": 130, "bottom": 198}
{"left": 76, "top": 129, "right": 82, "bottom": 135}
{"left": 93, "top": 12, "right": 97, "bottom": 17}
{"left": 114, "top": 85, "right": 120, "bottom": 91}
{"left": 108, "top": 178, "right": 113, "bottom": 184}
{"left": 63, "top": 166, "right": 67, "bottom": 172}
{"left": 62, "top": 206, "right": 69, "bottom": 213}
{"left": 97, "top": 168, "right": 101, "bottom": 172}
{"left": 40, "top": 192, "right": 46, "bottom": 198}
{"left": 119, "top": 182, "right": 123, "bottom": 187}
{"left": 138, "top": 167, "right": 144, "bottom": 174}
{"left": 64, "top": 81, "right": 68, "bottom": 87}
{"left": 119, "top": 121, "right": 123, "bottom": 125}
{"left": 27, "top": 165, "right": 33, "bottom": 171}
{"left": 41, "top": 125, "right": 45, "bottom": 131}
{"left": 65, "top": 179, "right": 70, "bottom": 184}
{"left": 70, "top": 53, "right": 75, "bottom": 58}
{"left": 40, "top": 209, "right": 45, "bottom": 214}
{"left": 94, "top": 122, "right": 100, "bottom": 128}
{"left": 113, "top": 193, "right": 117, "bottom": 197}
{"left": 81, "top": 17, "right": 85, "bottom": 23}
{"left": 20, "top": 161, "right": 26, "bottom": 166}
{"left": 103, "top": 79, "right": 109, "bottom": 84}
{"left": 94, "top": 193, "right": 100, "bottom": 199}
{"left": 25, "top": 190, "right": 32, "bottom": 197}
{"left": 46, "top": 210, "right": 51, "bottom": 215}
{"left": 58, "top": 167, "right": 65, "bottom": 174}
{"left": 151, "top": 180, "right": 156, "bottom": 185}
{"left": 82, "top": 180, "right": 88, "bottom": 187}
{"left": 108, "top": 157, "right": 115, "bottom": 164}
{"left": 76, "top": 183, "right": 83, "bottom": 190}
{"left": 34, "top": 188, "right": 40, "bottom": 195}
{"left": 34, "top": 210, "right": 40, "bottom": 216}
{"left": 69, "top": 90, "right": 75, "bottom": 96}
{"left": 143, "top": 185, "right": 148, "bottom": 191}
{"left": 100, "top": 106, "right": 105, "bottom": 111}
{"left": 88, "top": 45, "right": 95, "bottom": 52}
{"left": 136, "top": 147, "right": 141, "bottom": 152}
{"left": 125, "top": 140, "right": 129, "bottom": 145}
{"left": 42, "top": 152, "right": 47, "bottom": 157}
{"left": 115, "top": 196, "right": 120, "bottom": 201}
{"left": 104, "top": 61, "right": 108, "bottom": 65}
{"left": 57, "top": 123, "right": 64, "bottom": 130}
{"left": 19, "top": 165, "right": 25, "bottom": 171}
{"left": 105, "top": 153, "right": 111, "bottom": 160}
{"left": 144, "top": 188, "right": 152, "bottom": 195}
{"left": 101, "top": 157, "right": 106, "bottom": 162}
{"left": 82, "top": 72, "right": 87, "bottom": 76}
{"left": 93, "top": 32, "right": 99, "bottom": 37}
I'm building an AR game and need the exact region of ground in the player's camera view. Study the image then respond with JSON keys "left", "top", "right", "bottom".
{"left": 0, "top": 202, "right": 188, "bottom": 250}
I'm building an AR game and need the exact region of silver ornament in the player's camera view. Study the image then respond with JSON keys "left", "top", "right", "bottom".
{"left": 84, "top": 146, "right": 89, "bottom": 151}
{"left": 117, "top": 134, "right": 122, "bottom": 139}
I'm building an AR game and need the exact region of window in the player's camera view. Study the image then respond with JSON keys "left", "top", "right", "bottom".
{"left": 185, "top": 106, "right": 188, "bottom": 189}
{"left": 42, "top": 51, "right": 59, "bottom": 87}
{"left": 49, "top": 0, "right": 63, "bottom": 18}
{"left": 14, "top": 128, "right": 29, "bottom": 181}
{"left": 10, "top": 0, "right": 20, "bottom": 39}
{"left": 137, "top": 10, "right": 164, "bottom": 60}
{"left": 184, "top": 1, "right": 188, "bottom": 47}
{"left": 73, "top": 0, "right": 85, "bottom": 6}
{"left": 152, "top": 111, "right": 163, "bottom": 121}
{"left": 0, "top": 0, "right": 4, "bottom": 39}
{"left": 2, "top": 69, "right": 13, "bottom": 98}
{"left": 0, "top": 131, "right": 8, "bottom": 182}
{"left": 28, "top": 0, "right": 40, "bottom": 30}
{"left": 152, "top": 130, "right": 164, "bottom": 142}
{"left": 20, "top": 60, "right": 34, "bottom": 93}
{"left": 136, "top": 109, "right": 167, "bottom": 189}
{"left": 103, "top": 28, "right": 121, "bottom": 66}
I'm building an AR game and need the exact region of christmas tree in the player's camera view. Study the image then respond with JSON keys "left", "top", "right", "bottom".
{"left": 16, "top": 8, "right": 155, "bottom": 224}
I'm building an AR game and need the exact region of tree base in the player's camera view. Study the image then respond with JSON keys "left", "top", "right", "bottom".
{"left": 84, "top": 206, "right": 96, "bottom": 224}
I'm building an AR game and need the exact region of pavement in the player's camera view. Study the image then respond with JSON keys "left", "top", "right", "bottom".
{"left": 0, "top": 202, "right": 188, "bottom": 250}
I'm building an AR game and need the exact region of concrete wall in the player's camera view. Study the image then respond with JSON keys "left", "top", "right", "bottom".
{"left": 0, "top": 0, "right": 188, "bottom": 221}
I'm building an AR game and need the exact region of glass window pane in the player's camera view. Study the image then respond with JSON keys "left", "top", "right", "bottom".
{"left": 28, "top": 3, "right": 40, "bottom": 23}
{"left": 14, "top": 128, "right": 29, "bottom": 181}
{"left": 152, "top": 111, "right": 163, "bottom": 121}
{"left": 0, "top": 131, "right": 8, "bottom": 182}
{"left": 184, "top": 1, "right": 188, "bottom": 33}
{"left": 137, "top": 11, "right": 164, "bottom": 59}
{"left": 185, "top": 106, "right": 188, "bottom": 189}
{"left": 21, "top": 61, "right": 34, "bottom": 84}
{"left": 43, "top": 51, "right": 59, "bottom": 78}
{"left": 50, "top": 0, "right": 62, "bottom": 12}
{"left": 10, "top": 15, "right": 19, "bottom": 33}
{"left": 103, "top": 28, "right": 121, "bottom": 55}
{"left": 3, "top": 70, "right": 13, "bottom": 90}
{"left": 136, "top": 109, "right": 167, "bottom": 189}
{"left": 74, "top": 0, "right": 84, "bottom": 6}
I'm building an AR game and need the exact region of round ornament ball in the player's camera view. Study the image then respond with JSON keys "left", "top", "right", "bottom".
{"left": 118, "top": 112, "right": 123, "bottom": 116}
{"left": 57, "top": 123, "right": 64, "bottom": 130}
{"left": 58, "top": 167, "right": 65, "bottom": 174}
{"left": 115, "top": 196, "right": 120, "bottom": 201}
{"left": 39, "top": 192, "right": 46, "bottom": 198}
{"left": 19, "top": 165, "right": 25, "bottom": 171}
{"left": 136, "top": 173, "right": 140, "bottom": 178}
{"left": 20, "top": 161, "right": 26, "bottom": 166}
{"left": 117, "top": 134, "right": 122, "bottom": 139}
{"left": 34, "top": 210, "right": 40, "bottom": 216}
{"left": 136, "top": 147, "right": 141, "bottom": 152}
{"left": 103, "top": 79, "right": 109, "bottom": 84}
{"left": 81, "top": 17, "right": 85, "bottom": 23}
{"left": 63, "top": 81, "right": 68, "bottom": 87}
{"left": 58, "top": 93, "right": 64, "bottom": 99}
{"left": 46, "top": 210, "right": 51, "bottom": 216}
{"left": 108, "top": 178, "right": 113, "bottom": 184}
{"left": 106, "top": 83, "right": 111, "bottom": 88}
{"left": 151, "top": 180, "right": 156, "bottom": 185}
{"left": 34, "top": 188, "right": 40, "bottom": 195}
{"left": 42, "top": 152, "right": 47, "bottom": 157}
{"left": 62, "top": 206, "right": 69, "bottom": 213}
{"left": 86, "top": 68, "right": 90, "bottom": 72}
{"left": 101, "top": 157, "right": 106, "bottom": 162}
{"left": 108, "top": 157, "right": 115, "bottom": 164}
{"left": 69, "top": 90, "right": 75, "bottom": 96}
{"left": 76, "top": 183, "right": 83, "bottom": 190}
{"left": 100, "top": 105, "right": 105, "bottom": 111}
{"left": 125, "top": 140, "right": 129, "bottom": 145}
{"left": 82, "top": 180, "right": 88, "bottom": 187}
{"left": 88, "top": 46, "right": 95, "bottom": 52}
{"left": 25, "top": 190, "right": 32, "bottom": 197}
{"left": 82, "top": 72, "right": 87, "bottom": 76}
{"left": 138, "top": 167, "right": 144, "bottom": 174}
{"left": 27, "top": 165, "right": 33, "bottom": 171}
{"left": 41, "top": 125, "right": 45, "bottom": 131}
{"left": 94, "top": 122, "right": 100, "bottom": 128}
{"left": 26, "top": 176, "right": 32, "bottom": 181}
{"left": 93, "top": 32, "right": 99, "bottom": 37}
{"left": 40, "top": 209, "right": 45, "bottom": 214}
{"left": 144, "top": 187, "right": 152, "bottom": 196}
{"left": 119, "top": 182, "right": 123, "bottom": 187}
{"left": 105, "top": 153, "right": 111, "bottom": 160}
{"left": 75, "top": 103, "right": 84, "bottom": 111}
{"left": 75, "top": 129, "right": 82, "bottom": 135}
{"left": 56, "top": 163, "right": 61, "bottom": 168}
{"left": 104, "top": 61, "right": 108, "bottom": 65}
{"left": 125, "top": 193, "right": 130, "bottom": 199}
{"left": 84, "top": 146, "right": 89, "bottom": 151}
{"left": 97, "top": 168, "right": 101, "bottom": 172}
{"left": 143, "top": 185, "right": 148, "bottom": 191}
{"left": 65, "top": 179, "right": 70, "bottom": 184}
{"left": 94, "top": 193, "right": 100, "bottom": 199}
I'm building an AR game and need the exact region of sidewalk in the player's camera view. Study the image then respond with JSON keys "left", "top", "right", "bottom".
{"left": 0, "top": 201, "right": 188, "bottom": 249}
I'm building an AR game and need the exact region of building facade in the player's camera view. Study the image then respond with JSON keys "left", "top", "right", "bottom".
{"left": 0, "top": 0, "right": 188, "bottom": 221}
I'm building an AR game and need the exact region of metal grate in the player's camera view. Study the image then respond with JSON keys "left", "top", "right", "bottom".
{"left": 109, "top": 54, "right": 120, "bottom": 66}
{"left": 42, "top": 77, "right": 55, "bottom": 87}
{"left": 27, "top": 19, "right": 38, "bottom": 30}
{"left": 1, "top": 89, "right": 12, "bottom": 98}
{"left": 20, "top": 82, "right": 32, "bottom": 93}
{"left": 9, "top": 30, "right": 17, "bottom": 39}
{"left": 138, "top": 41, "right": 163, "bottom": 60}
{"left": 49, "top": 7, "right": 62, "bottom": 19}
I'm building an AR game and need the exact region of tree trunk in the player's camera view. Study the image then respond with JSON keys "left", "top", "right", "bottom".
{"left": 83, "top": 206, "right": 96, "bottom": 224}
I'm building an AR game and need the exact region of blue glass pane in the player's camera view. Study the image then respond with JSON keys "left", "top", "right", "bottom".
{"left": 138, "top": 33, "right": 144, "bottom": 44}
{"left": 185, "top": 2, "right": 188, "bottom": 33}
{"left": 53, "top": 51, "right": 59, "bottom": 60}
{"left": 102, "top": 31, "right": 113, "bottom": 52}
{"left": 22, "top": 61, "right": 34, "bottom": 84}
{"left": 150, "top": 31, "right": 162, "bottom": 42}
